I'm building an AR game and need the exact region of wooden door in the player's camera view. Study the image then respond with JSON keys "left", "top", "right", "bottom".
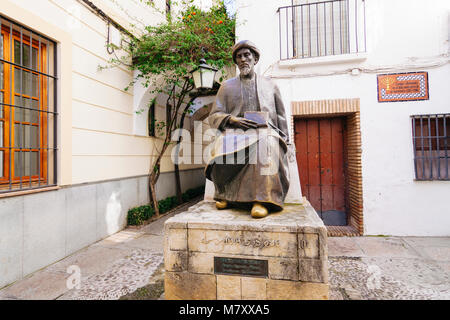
{"left": 294, "top": 117, "right": 347, "bottom": 225}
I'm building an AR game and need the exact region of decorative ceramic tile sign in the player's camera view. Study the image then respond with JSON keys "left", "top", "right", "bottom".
{"left": 377, "top": 72, "right": 429, "bottom": 102}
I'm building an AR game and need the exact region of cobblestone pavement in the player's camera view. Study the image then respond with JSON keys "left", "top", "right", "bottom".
{"left": 328, "top": 237, "right": 450, "bottom": 300}
{"left": 329, "top": 257, "right": 449, "bottom": 300}
{"left": 0, "top": 198, "right": 200, "bottom": 301}
{"left": 57, "top": 250, "right": 164, "bottom": 300}
{"left": 0, "top": 199, "right": 449, "bottom": 300}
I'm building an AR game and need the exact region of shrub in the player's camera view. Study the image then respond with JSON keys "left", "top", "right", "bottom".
{"left": 127, "top": 205, "right": 155, "bottom": 226}
{"left": 158, "top": 196, "right": 178, "bottom": 214}
{"left": 182, "top": 185, "right": 205, "bottom": 202}
{"left": 127, "top": 185, "right": 205, "bottom": 226}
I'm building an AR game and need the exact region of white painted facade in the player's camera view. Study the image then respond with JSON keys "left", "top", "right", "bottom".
{"left": 0, "top": 0, "right": 208, "bottom": 288}
{"left": 236, "top": 0, "right": 450, "bottom": 236}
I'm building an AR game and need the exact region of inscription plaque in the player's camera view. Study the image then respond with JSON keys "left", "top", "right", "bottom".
{"left": 377, "top": 72, "right": 429, "bottom": 102}
{"left": 214, "top": 257, "right": 268, "bottom": 278}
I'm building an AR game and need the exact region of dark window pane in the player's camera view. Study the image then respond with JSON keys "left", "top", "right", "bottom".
{"left": 14, "top": 123, "right": 36, "bottom": 149}
{"left": 31, "top": 100, "right": 39, "bottom": 123}
{"left": 14, "top": 124, "right": 22, "bottom": 148}
{"left": 25, "top": 125, "right": 38, "bottom": 148}
{"left": 32, "top": 74, "right": 38, "bottom": 97}
{"left": 31, "top": 151, "right": 38, "bottom": 176}
{"left": 23, "top": 71, "right": 32, "bottom": 96}
{"left": 0, "top": 92, "right": 3, "bottom": 118}
{"left": 32, "top": 47, "right": 38, "bottom": 69}
{"left": 14, "top": 68, "right": 32, "bottom": 95}
{"left": 24, "top": 125, "right": 31, "bottom": 148}
{"left": 0, "top": 150, "right": 3, "bottom": 178}
{"left": 23, "top": 44, "right": 30, "bottom": 67}
{"left": 14, "top": 97, "right": 23, "bottom": 121}
{"left": 13, "top": 40, "right": 38, "bottom": 68}
{"left": 14, "top": 40, "right": 20, "bottom": 64}
{"left": 148, "top": 100, "right": 156, "bottom": 137}
{"left": 31, "top": 125, "right": 38, "bottom": 148}
{"left": 0, "top": 63, "right": 3, "bottom": 91}
{"left": 0, "top": 120, "right": 3, "bottom": 147}
{"left": 14, "top": 68, "right": 21, "bottom": 93}
{"left": 13, "top": 69, "right": 35, "bottom": 97}
{"left": 23, "top": 98, "right": 32, "bottom": 122}
{"left": 23, "top": 152, "right": 29, "bottom": 177}
{"left": 14, "top": 151, "right": 22, "bottom": 177}
{"left": 23, "top": 151, "right": 38, "bottom": 176}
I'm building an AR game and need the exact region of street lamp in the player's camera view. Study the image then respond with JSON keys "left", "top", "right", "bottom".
{"left": 190, "top": 58, "right": 218, "bottom": 89}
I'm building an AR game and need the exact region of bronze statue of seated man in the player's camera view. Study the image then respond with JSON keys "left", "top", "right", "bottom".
{"left": 205, "top": 40, "right": 290, "bottom": 218}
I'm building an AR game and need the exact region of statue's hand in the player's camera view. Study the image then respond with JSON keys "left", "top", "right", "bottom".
{"left": 228, "top": 116, "right": 258, "bottom": 130}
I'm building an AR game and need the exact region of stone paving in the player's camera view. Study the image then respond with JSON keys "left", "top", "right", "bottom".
{"left": 328, "top": 237, "right": 450, "bottom": 300}
{"left": 0, "top": 198, "right": 197, "bottom": 301}
{"left": 0, "top": 199, "right": 449, "bottom": 300}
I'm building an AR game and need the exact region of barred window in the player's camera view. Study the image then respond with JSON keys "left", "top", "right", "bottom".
{"left": 412, "top": 114, "right": 450, "bottom": 181}
{"left": 293, "top": 0, "right": 350, "bottom": 58}
{"left": 0, "top": 15, "right": 57, "bottom": 193}
{"left": 278, "top": 0, "right": 366, "bottom": 60}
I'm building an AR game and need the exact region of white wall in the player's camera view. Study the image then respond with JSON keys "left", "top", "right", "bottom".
{"left": 171, "top": 0, "right": 220, "bottom": 17}
{"left": 236, "top": 0, "right": 450, "bottom": 236}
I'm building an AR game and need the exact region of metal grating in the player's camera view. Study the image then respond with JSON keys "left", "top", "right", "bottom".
{"left": 0, "top": 14, "right": 58, "bottom": 193}
{"left": 277, "top": 0, "right": 367, "bottom": 60}
{"left": 411, "top": 114, "right": 450, "bottom": 181}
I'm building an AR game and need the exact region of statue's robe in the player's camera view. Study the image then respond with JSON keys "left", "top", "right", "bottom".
{"left": 205, "top": 73, "right": 290, "bottom": 211}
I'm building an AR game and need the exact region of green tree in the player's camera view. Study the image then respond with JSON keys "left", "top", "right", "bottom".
{"left": 110, "top": 0, "right": 235, "bottom": 216}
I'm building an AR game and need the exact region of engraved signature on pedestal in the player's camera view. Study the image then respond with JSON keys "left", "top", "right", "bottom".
{"left": 224, "top": 237, "right": 280, "bottom": 249}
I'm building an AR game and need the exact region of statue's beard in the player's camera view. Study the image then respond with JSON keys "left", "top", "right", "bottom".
{"left": 239, "top": 66, "right": 252, "bottom": 76}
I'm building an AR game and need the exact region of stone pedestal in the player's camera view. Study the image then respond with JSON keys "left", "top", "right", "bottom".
{"left": 164, "top": 200, "right": 329, "bottom": 300}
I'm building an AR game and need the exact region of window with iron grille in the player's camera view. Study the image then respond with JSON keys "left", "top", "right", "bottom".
{"left": 278, "top": 0, "right": 366, "bottom": 60}
{"left": 0, "top": 15, "right": 57, "bottom": 193}
{"left": 293, "top": 0, "right": 349, "bottom": 58}
{"left": 411, "top": 114, "right": 450, "bottom": 181}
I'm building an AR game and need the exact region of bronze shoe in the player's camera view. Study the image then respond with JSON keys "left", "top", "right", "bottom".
{"left": 216, "top": 200, "right": 228, "bottom": 210}
{"left": 251, "top": 203, "right": 268, "bottom": 218}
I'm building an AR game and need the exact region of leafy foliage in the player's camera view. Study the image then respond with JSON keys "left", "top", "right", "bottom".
{"left": 108, "top": 0, "right": 235, "bottom": 217}
{"left": 127, "top": 0, "right": 235, "bottom": 93}
{"left": 127, "top": 205, "right": 155, "bottom": 226}
{"left": 127, "top": 185, "right": 205, "bottom": 226}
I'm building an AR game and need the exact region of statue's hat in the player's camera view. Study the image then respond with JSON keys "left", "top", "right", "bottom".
{"left": 232, "top": 40, "right": 260, "bottom": 64}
